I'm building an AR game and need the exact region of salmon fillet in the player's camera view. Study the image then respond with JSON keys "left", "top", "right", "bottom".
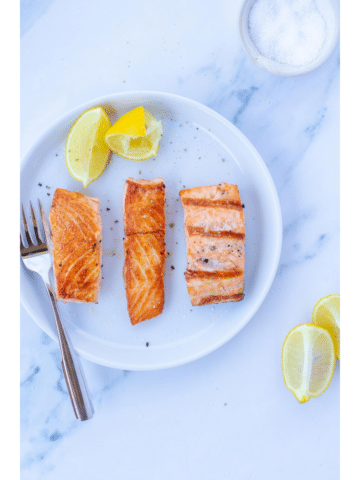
{"left": 49, "top": 188, "right": 102, "bottom": 303}
{"left": 123, "top": 232, "right": 165, "bottom": 324}
{"left": 123, "top": 177, "right": 166, "bottom": 235}
{"left": 180, "top": 183, "right": 245, "bottom": 306}
{"left": 123, "top": 177, "right": 166, "bottom": 324}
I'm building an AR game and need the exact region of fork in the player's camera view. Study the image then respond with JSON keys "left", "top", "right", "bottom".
{"left": 20, "top": 200, "right": 94, "bottom": 421}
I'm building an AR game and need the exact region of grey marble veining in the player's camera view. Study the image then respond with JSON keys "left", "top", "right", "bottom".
{"left": 20, "top": 0, "right": 57, "bottom": 36}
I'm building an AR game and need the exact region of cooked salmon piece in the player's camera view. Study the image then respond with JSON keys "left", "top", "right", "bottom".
{"left": 123, "top": 178, "right": 166, "bottom": 324}
{"left": 49, "top": 188, "right": 102, "bottom": 303}
{"left": 123, "top": 232, "right": 165, "bottom": 324}
{"left": 180, "top": 183, "right": 245, "bottom": 306}
{"left": 123, "top": 177, "right": 166, "bottom": 236}
{"left": 184, "top": 271, "right": 244, "bottom": 306}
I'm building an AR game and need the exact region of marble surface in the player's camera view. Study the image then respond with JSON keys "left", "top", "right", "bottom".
{"left": 20, "top": 0, "right": 340, "bottom": 479}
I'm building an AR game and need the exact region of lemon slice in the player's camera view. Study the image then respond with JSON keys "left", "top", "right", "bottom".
{"left": 282, "top": 323, "right": 336, "bottom": 403}
{"left": 312, "top": 294, "right": 340, "bottom": 360}
{"left": 65, "top": 106, "right": 112, "bottom": 187}
{"left": 105, "top": 106, "right": 162, "bottom": 161}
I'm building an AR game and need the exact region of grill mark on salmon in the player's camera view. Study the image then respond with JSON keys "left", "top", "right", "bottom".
{"left": 180, "top": 183, "right": 245, "bottom": 307}
{"left": 49, "top": 188, "right": 102, "bottom": 303}
{"left": 184, "top": 270, "right": 245, "bottom": 307}
{"left": 181, "top": 198, "right": 242, "bottom": 210}
{"left": 196, "top": 293, "right": 244, "bottom": 306}
{"left": 185, "top": 270, "right": 243, "bottom": 279}
{"left": 123, "top": 178, "right": 166, "bottom": 325}
{"left": 187, "top": 227, "right": 245, "bottom": 239}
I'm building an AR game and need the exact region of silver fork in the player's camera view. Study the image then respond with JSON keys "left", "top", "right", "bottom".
{"left": 20, "top": 200, "right": 94, "bottom": 421}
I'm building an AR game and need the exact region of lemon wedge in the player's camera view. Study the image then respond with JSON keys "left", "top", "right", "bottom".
{"left": 105, "top": 106, "right": 162, "bottom": 161}
{"left": 65, "top": 106, "right": 112, "bottom": 188}
{"left": 282, "top": 323, "right": 336, "bottom": 403}
{"left": 312, "top": 294, "right": 340, "bottom": 360}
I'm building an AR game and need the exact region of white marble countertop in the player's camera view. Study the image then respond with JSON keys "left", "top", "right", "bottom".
{"left": 20, "top": 0, "right": 340, "bottom": 478}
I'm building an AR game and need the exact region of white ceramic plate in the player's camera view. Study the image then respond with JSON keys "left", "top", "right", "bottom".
{"left": 20, "top": 91, "right": 282, "bottom": 370}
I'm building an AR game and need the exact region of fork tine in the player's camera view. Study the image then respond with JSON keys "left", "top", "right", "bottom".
{"left": 21, "top": 203, "right": 33, "bottom": 246}
{"left": 20, "top": 233, "right": 25, "bottom": 251}
{"left": 38, "top": 199, "right": 49, "bottom": 242}
{"left": 29, "top": 201, "right": 43, "bottom": 244}
{"left": 38, "top": 199, "right": 45, "bottom": 222}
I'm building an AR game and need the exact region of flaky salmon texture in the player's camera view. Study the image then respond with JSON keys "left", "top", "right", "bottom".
{"left": 123, "top": 177, "right": 166, "bottom": 325}
{"left": 180, "top": 183, "right": 245, "bottom": 306}
{"left": 49, "top": 188, "right": 102, "bottom": 303}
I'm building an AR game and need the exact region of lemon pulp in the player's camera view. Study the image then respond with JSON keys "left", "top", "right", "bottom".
{"left": 282, "top": 323, "right": 336, "bottom": 403}
{"left": 105, "top": 106, "right": 162, "bottom": 161}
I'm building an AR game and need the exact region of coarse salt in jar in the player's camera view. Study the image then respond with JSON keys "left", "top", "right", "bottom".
{"left": 239, "top": 0, "right": 339, "bottom": 76}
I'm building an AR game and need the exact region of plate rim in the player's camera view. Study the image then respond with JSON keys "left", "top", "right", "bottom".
{"left": 20, "top": 90, "right": 283, "bottom": 370}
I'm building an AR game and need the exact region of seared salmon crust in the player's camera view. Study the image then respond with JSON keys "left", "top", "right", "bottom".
{"left": 123, "top": 178, "right": 166, "bottom": 324}
{"left": 49, "top": 188, "right": 102, "bottom": 303}
{"left": 180, "top": 183, "right": 245, "bottom": 306}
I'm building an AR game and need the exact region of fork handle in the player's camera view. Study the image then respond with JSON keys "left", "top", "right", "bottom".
{"left": 44, "top": 284, "right": 95, "bottom": 421}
